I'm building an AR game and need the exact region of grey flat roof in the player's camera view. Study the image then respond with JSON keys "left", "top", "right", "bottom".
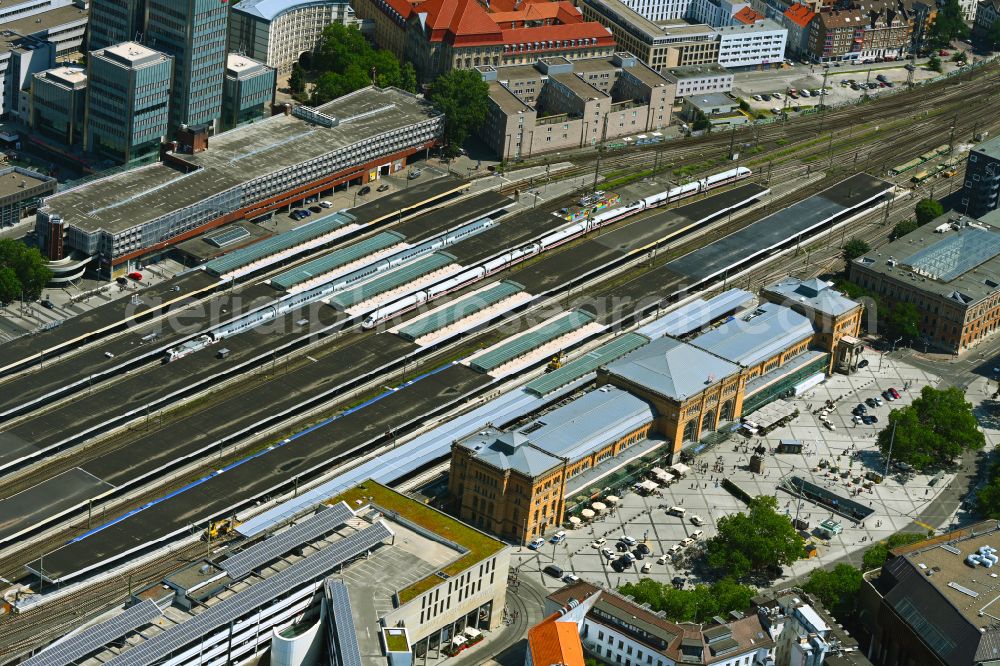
{"left": 853, "top": 214, "right": 1000, "bottom": 308}
{"left": 690, "top": 303, "right": 814, "bottom": 367}
{"left": 763, "top": 276, "right": 859, "bottom": 317}
{"left": 687, "top": 93, "right": 737, "bottom": 109}
{"left": 42, "top": 87, "right": 440, "bottom": 235}
{"left": 2, "top": 4, "right": 89, "bottom": 43}
{"left": 664, "top": 64, "right": 732, "bottom": 79}
{"left": 0, "top": 168, "right": 52, "bottom": 198}
{"left": 973, "top": 135, "right": 1000, "bottom": 160}
{"left": 604, "top": 335, "right": 739, "bottom": 401}
{"left": 488, "top": 82, "right": 533, "bottom": 114}
{"left": 550, "top": 72, "right": 608, "bottom": 99}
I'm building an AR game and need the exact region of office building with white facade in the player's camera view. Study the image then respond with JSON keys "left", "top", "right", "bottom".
{"left": 715, "top": 18, "right": 787, "bottom": 68}
{"left": 229, "top": 0, "right": 362, "bottom": 75}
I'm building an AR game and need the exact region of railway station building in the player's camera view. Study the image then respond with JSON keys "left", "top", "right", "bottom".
{"left": 449, "top": 280, "right": 862, "bottom": 544}
{"left": 478, "top": 53, "right": 676, "bottom": 160}
{"left": 24, "top": 483, "right": 511, "bottom": 666}
{"left": 35, "top": 86, "right": 444, "bottom": 278}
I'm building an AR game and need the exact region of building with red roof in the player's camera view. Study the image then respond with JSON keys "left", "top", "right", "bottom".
{"left": 354, "top": 0, "right": 616, "bottom": 81}
{"left": 779, "top": 2, "right": 816, "bottom": 56}
{"left": 732, "top": 6, "right": 763, "bottom": 23}
{"left": 526, "top": 613, "right": 586, "bottom": 666}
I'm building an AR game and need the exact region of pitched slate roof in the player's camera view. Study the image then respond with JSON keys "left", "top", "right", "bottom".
{"left": 603, "top": 336, "right": 739, "bottom": 401}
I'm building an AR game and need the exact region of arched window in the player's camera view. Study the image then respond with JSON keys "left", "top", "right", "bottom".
{"left": 701, "top": 410, "right": 716, "bottom": 434}
{"left": 683, "top": 420, "right": 697, "bottom": 442}
{"left": 720, "top": 399, "right": 734, "bottom": 423}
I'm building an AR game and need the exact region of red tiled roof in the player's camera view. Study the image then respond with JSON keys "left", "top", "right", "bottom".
{"left": 488, "top": 1, "right": 581, "bottom": 26}
{"left": 416, "top": 0, "right": 503, "bottom": 42}
{"left": 383, "top": 0, "right": 415, "bottom": 20}
{"left": 733, "top": 6, "right": 763, "bottom": 24}
{"left": 500, "top": 21, "right": 613, "bottom": 47}
{"left": 528, "top": 613, "right": 585, "bottom": 666}
{"left": 783, "top": 2, "right": 816, "bottom": 27}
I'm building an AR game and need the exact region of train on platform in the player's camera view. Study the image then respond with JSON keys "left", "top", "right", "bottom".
{"left": 361, "top": 166, "right": 753, "bottom": 329}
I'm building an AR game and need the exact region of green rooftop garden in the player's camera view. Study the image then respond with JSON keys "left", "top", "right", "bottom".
{"left": 383, "top": 628, "right": 410, "bottom": 652}
{"left": 327, "top": 480, "right": 504, "bottom": 604}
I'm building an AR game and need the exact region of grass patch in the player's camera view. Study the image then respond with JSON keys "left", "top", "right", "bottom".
{"left": 327, "top": 480, "right": 504, "bottom": 604}
{"left": 383, "top": 628, "right": 410, "bottom": 652}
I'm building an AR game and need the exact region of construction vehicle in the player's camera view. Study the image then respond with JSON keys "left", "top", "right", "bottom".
{"left": 546, "top": 353, "right": 564, "bottom": 372}
{"left": 204, "top": 517, "right": 240, "bottom": 541}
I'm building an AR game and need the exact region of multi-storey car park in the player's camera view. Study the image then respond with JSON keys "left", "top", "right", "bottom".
{"left": 34, "top": 86, "right": 444, "bottom": 279}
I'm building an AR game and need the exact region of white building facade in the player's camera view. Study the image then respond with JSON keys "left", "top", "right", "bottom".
{"left": 229, "top": 0, "right": 361, "bottom": 75}
{"left": 620, "top": 0, "right": 696, "bottom": 22}
{"left": 714, "top": 19, "right": 787, "bottom": 68}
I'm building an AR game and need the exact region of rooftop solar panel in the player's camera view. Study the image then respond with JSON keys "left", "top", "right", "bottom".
{"left": 206, "top": 226, "right": 251, "bottom": 248}
{"left": 105, "top": 522, "right": 394, "bottom": 666}
{"left": 327, "top": 580, "right": 363, "bottom": 666}
{"left": 23, "top": 599, "right": 161, "bottom": 666}
{"left": 223, "top": 502, "right": 355, "bottom": 579}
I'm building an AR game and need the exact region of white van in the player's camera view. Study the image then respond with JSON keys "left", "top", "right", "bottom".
{"left": 550, "top": 531, "right": 567, "bottom": 544}
{"left": 668, "top": 506, "right": 686, "bottom": 517}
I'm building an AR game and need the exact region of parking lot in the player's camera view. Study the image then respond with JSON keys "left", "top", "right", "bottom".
{"left": 513, "top": 347, "right": 1000, "bottom": 592}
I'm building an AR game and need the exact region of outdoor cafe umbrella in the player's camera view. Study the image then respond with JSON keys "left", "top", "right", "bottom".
{"left": 592, "top": 501, "right": 608, "bottom": 512}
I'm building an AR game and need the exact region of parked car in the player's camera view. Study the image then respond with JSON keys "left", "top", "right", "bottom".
{"left": 633, "top": 549, "right": 646, "bottom": 561}
{"left": 40, "top": 299, "right": 54, "bottom": 310}
{"left": 667, "top": 506, "right": 686, "bottom": 517}
{"left": 668, "top": 544, "right": 683, "bottom": 556}
{"left": 657, "top": 554, "right": 670, "bottom": 564}
{"left": 543, "top": 564, "right": 564, "bottom": 578}
{"left": 636, "top": 543, "right": 651, "bottom": 555}
{"left": 690, "top": 515, "right": 705, "bottom": 526}
{"left": 563, "top": 573, "right": 580, "bottom": 583}
{"left": 800, "top": 89, "right": 811, "bottom": 97}
{"left": 679, "top": 537, "right": 694, "bottom": 547}
{"left": 408, "top": 169, "right": 422, "bottom": 180}
{"left": 616, "top": 542, "right": 628, "bottom": 552}
{"left": 823, "top": 420, "right": 836, "bottom": 431}
{"left": 889, "top": 387, "right": 901, "bottom": 399}
{"left": 771, "top": 107, "right": 783, "bottom": 115}
{"left": 611, "top": 559, "right": 625, "bottom": 572}
{"left": 318, "top": 200, "right": 333, "bottom": 208}
{"left": 551, "top": 531, "right": 566, "bottom": 544}
{"left": 873, "top": 396, "right": 883, "bottom": 406}
{"left": 862, "top": 415, "right": 879, "bottom": 425}
{"left": 377, "top": 184, "right": 390, "bottom": 192}
{"left": 771, "top": 91, "right": 782, "bottom": 99}
{"left": 752, "top": 94, "right": 763, "bottom": 101}
{"left": 591, "top": 538, "right": 607, "bottom": 548}
{"left": 691, "top": 530, "right": 704, "bottom": 539}
{"left": 641, "top": 562, "right": 652, "bottom": 573}
{"left": 309, "top": 206, "right": 322, "bottom": 213}
{"left": 358, "top": 185, "right": 371, "bottom": 196}
{"left": 789, "top": 92, "right": 799, "bottom": 99}
{"left": 865, "top": 398, "right": 878, "bottom": 408}
{"left": 601, "top": 547, "right": 615, "bottom": 560}
{"left": 620, "top": 535, "right": 638, "bottom": 546}
{"left": 761, "top": 93, "right": 772, "bottom": 101}
{"left": 939, "top": 49, "right": 949, "bottom": 56}
{"left": 300, "top": 209, "right": 312, "bottom": 217}
{"left": 528, "top": 537, "right": 545, "bottom": 550}
{"left": 853, "top": 415, "right": 864, "bottom": 424}
{"left": 882, "top": 389, "right": 896, "bottom": 401}
{"left": 127, "top": 271, "right": 143, "bottom": 281}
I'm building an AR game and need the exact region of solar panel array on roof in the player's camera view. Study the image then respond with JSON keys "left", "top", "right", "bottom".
{"left": 105, "top": 522, "right": 394, "bottom": 666}
{"left": 470, "top": 310, "right": 596, "bottom": 373}
{"left": 205, "top": 211, "right": 356, "bottom": 276}
{"left": 206, "top": 226, "right": 251, "bottom": 248}
{"left": 397, "top": 280, "right": 525, "bottom": 341}
{"left": 330, "top": 252, "right": 455, "bottom": 310}
{"left": 904, "top": 227, "right": 1000, "bottom": 281}
{"left": 270, "top": 232, "right": 406, "bottom": 291}
{"left": 23, "top": 599, "right": 161, "bottom": 666}
{"left": 327, "top": 580, "right": 363, "bottom": 666}
{"left": 222, "top": 501, "right": 355, "bottom": 579}
{"left": 524, "top": 332, "right": 649, "bottom": 397}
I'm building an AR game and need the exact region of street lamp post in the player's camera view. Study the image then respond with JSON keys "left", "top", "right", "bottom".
{"left": 883, "top": 421, "right": 898, "bottom": 478}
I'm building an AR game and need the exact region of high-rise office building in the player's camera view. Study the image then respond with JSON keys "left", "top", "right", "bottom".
{"left": 221, "top": 54, "right": 275, "bottom": 131}
{"left": 85, "top": 41, "right": 173, "bottom": 163}
{"left": 962, "top": 136, "right": 1000, "bottom": 218}
{"left": 144, "top": 0, "right": 228, "bottom": 133}
{"left": 87, "top": 0, "right": 146, "bottom": 52}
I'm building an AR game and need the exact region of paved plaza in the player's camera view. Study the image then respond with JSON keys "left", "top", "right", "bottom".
{"left": 512, "top": 347, "right": 1000, "bottom": 593}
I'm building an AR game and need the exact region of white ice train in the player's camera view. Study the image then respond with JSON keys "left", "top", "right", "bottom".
{"left": 165, "top": 217, "right": 498, "bottom": 361}
{"left": 361, "top": 167, "right": 753, "bottom": 329}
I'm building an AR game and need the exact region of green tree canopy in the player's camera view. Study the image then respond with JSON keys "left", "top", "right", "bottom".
{"left": 617, "top": 578, "right": 755, "bottom": 623}
{"left": 307, "top": 24, "right": 417, "bottom": 104}
{"left": 914, "top": 198, "right": 944, "bottom": 225}
{"left": 929, "top": 0, "right": 969, "bottom": 47}
{"left": 289, "top": 63, "right": 305, "bottom": 94}
{"left": 705, "top": 496, "right": 804, "bottom": 579}
{"left": 862, "top": 532, "right": 929, "bottom": 570}
{"left": 843, "top": 238, "right": 870, "bottom": 262}
{"left": 885, "top": 302, "right": 921, "bottom": 341}
{"left": 878, "top": 385, "right": 985, "bottom": 471}
{"left": 891, "top": 218, "right": 918, "bottom": 240}
{"left": 927, "top": 53, "right": 943, "bottom": 72}
{"left": 802, "top": 564, "right": 863, "bottom": 620}
{"left": 428, "top": 69, "right": 489, "bottom": 156}
{"left": 989, "top": 19, "right": 1000, "bottom": 50}
{"left": 0, "top": 238, "right": 50, "bottom": 303}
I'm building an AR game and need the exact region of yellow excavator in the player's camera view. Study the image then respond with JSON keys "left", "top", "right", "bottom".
{"left": 546, "top": 353, "right": 564, "bottom": 372}
{"left": 204, "top": 517, "right": 240, "bottom": 541}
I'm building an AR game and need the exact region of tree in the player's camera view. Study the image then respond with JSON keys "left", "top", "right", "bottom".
{"left": 802, "top": 564, "right": 863, "bottom": 620}
{"left": 878, "top": 385, "right": 985, "bottom": 471}
{"left": 0, "top": 267, "right": 18, "bottom": 306}
{"left": 691, "top": 109, "right": 712, "bottom": 132}
{"left": 928, "top": 0, "right": 969, "bottom": 48}
{"left": 927, "top": 53, "right": 943, "bottom": 72}
{"left": 705, "top": 496, "right": 804, "bottom": 579}
{"left": 289, "top": 63, "right": 305, "bottom": 94}
{"left": 885, "top": 302, "right": 921, "bottom": 341}
{"left": 618, "top": 578, "right": 755, "bottom": 623}
{"left": 428, "top": 69, "right": 489, "bottom": 156}
{"left": 843, "top": 238, "right": 870, "bottom": 262}
{"left": 0, "top": 238, "right": 50, "bottom": 302}
{"left": 915, "top": 198, "right": 944, "bottom": 225}
{"left": 306, "top": 24, "right": 414, "bottom": 103}
{"left": 891, "top": 218, "right": 918, "bottom": 240}
{"left": 400, "top": 63, "right": 418, "bottom": 94}
{"left": 862, "top": 532, "right": 929, "bottom": 570}
{"left": 989, "top": 19, "right": 1000, "bottom": 51}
